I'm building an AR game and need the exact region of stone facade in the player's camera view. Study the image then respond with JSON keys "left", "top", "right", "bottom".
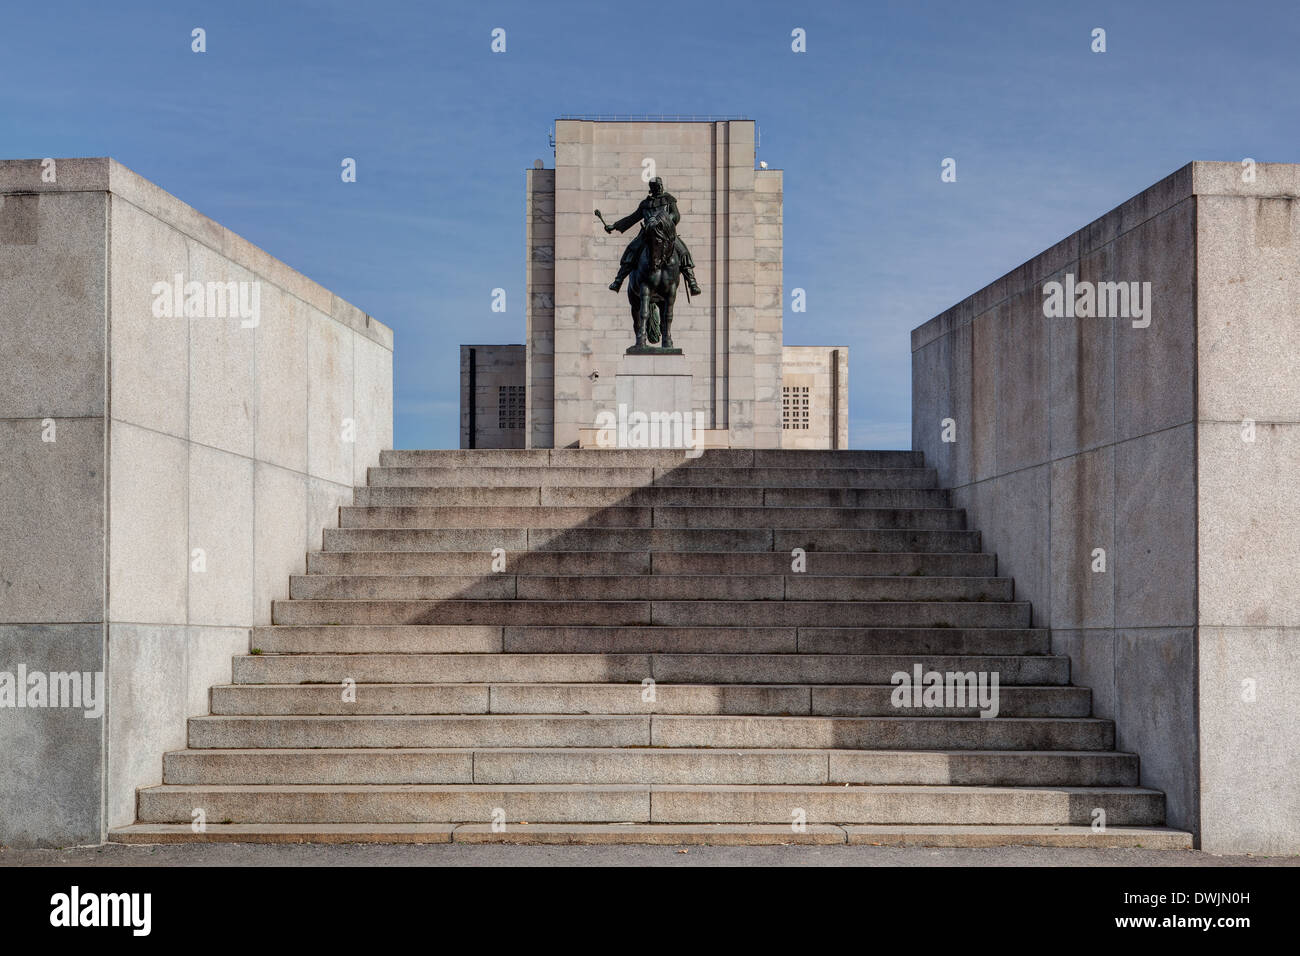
{"left": 460, "top": 345, "right": 526, "bottom": 449}
{"left": 781, "top": 346, "right": 848, "bottom": 449}
{"left": 0, "top": 158, "right": 393, "bottom": 846}
{"left": 910, "top": 161, "right": 1300, "bottom": 854}
{"left": 470, "top": 117, "right": 846, "bottom": 450}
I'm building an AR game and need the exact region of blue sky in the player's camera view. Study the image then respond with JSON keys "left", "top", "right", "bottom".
{"left": 3, "top": 0, "right": 1296, "bottom": 448}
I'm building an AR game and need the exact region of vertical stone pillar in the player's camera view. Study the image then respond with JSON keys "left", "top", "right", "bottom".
{"left": 525, "top": 168, "right": 555, "bottom": 448}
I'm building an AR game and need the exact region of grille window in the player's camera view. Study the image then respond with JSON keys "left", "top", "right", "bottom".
{"left": 782, "top": 386, "right": 810, "bottom": 430}
{"left": 498, "top": 385, "right": 525, "bottom": 430}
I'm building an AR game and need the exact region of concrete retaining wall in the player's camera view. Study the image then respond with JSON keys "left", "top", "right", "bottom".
{"left": 911, "top": 161, "right": 1300, "bottom": 853}
{"left": 0, "top": 158, "right": 394, "bottom": 846}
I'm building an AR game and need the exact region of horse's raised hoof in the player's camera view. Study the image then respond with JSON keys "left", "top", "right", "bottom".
{"left": 608, "top": 279, "right": 622, "bottom": 292}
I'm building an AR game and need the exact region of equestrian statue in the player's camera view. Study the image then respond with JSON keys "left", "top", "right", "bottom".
{"left": 595, "top": 177, "right": 701, "bottom": 353}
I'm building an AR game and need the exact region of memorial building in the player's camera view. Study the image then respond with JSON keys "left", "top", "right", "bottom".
{"left": 460, "top": 117, "right": 848, "bottom": 450}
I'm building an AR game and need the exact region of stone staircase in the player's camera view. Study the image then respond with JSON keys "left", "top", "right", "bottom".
{"left": 111, "top": 449, "right": 1190, "bottom": 847}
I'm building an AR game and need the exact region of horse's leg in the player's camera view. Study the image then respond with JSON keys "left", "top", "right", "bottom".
{"left": 628, "top": 286, "right": 645, "bottom": 348}
{"left": 661, "top": 262, "right": 679, "bottom": 349}
{"left": 640, "top": 283, "right": 657, "bottom": 345}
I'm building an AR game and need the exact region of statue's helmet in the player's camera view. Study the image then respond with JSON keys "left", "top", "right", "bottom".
{"left": 648, "top": 177, "right": 664, "bottom": 195}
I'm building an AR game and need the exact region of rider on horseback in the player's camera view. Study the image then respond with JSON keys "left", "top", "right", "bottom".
{"left": 604, "top": 177, "right": 703, "bottom": 297}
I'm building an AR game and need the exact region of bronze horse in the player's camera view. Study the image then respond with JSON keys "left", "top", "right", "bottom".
{"left": 625, "top": 205, "right": 683, "bottom": 350}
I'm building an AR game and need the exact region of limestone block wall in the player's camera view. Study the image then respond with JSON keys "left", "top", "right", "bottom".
{"left": 525, "top": 168, "right": 555, "bottom": 449}
{"left": 0, "top": 158, "right": 393, "bottom": 846}
{"left": 461, "top": 344, "right": 526, "bottom": 448}
{"left": 754, "top": 169, "right": 784, "bottom": 447}
{"left": 781, "top": 346, "right": 848, "bottom": 449}
{"left": 535, "top": 119, "right": 779, "bottom": 448}
{"left": 911, "top": 161, "right": 1300, "bottom": 853}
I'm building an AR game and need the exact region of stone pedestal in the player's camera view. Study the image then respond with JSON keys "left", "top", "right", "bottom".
{"left": 580, "top": 351, "right": 717, "bottom": 450}
{"left": 615, "top": 352, "right": 693, "bottom": 421}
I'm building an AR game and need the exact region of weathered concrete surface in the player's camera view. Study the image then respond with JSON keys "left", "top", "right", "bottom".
{"left": 1193, "top": 171, "right": 1300, "bottom": 854}
{"left": 0, "top": 625, "right": 104, "bottom": 847}
{"left": 0, "top": 418, "right": 104, "bottom": 623}
{"left": 911, "top": 161, "right": 1300, "bottom": 854}
{"left": 0, "top": 157, "right": 393, "bottom": 847}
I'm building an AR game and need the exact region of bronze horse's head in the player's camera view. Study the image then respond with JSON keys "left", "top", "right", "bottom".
{"left": 643, "top": 206, "right": 676, "bottom": 271}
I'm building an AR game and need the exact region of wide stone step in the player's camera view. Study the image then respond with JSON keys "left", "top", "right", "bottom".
{"left": 337, "top": 505, "right": 968, "bottom": 531}
{"left": 368, "top": 465, "right": 940, "bottom": 489}
{"left": 134, "top": 782, "right": 1160, "bottom": 825}
{"left": 647, "top": 716, "right": 1109, "bottom": 750}
{"left": 377, "top": 449, "right": 925, "bottom": 469}
{"left": 305, "top": 550, "right": 999, "bottom": 578}
{"left": 111, "top": 822, "right": 462, "bottom": 844}
{"left": 107, "top": 820, "right": 1190, "bottom": 847}
{"left": 353, "top": 485, "right": 953, "bottom": 509}
{"left": 252, "top": 625, "right": 1050, "bottom": 656}
{"left": 160, "top": 746, "right": 1137, "bottom": 786}
{"left": 233, "top": 652, "right": 1066, "bottom": 685}
{"left": 187, "top": 713, "right": 1107, "bottom": 751}
{"left": 441, "top": 816, "right": 1185, "bottom": 848}
{"left": 646, "top": 784, "right": 1163, "bottom": 826}
{"left": 308, "top": 550, "right": 646, "bottom": 576}
{"left": 321, "top": 527, "right": 983, "bottom": 553}
{"left": 254, "top": 625, "right": 505, "bottom": 654}
{"left": 210, "top": 682, "right": 1088, "bottom": 717}
{"left": 658, "top": 551, "right": 996, "bottom": 577}
{"left": 793, "top": 628, "right": 1048, "bottom": 656}
{"left": 286, "top": 574, "right": 1014, "bottom": 603}
{"left": 269, "top": 599, "right": 1030, "bottom": 628}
